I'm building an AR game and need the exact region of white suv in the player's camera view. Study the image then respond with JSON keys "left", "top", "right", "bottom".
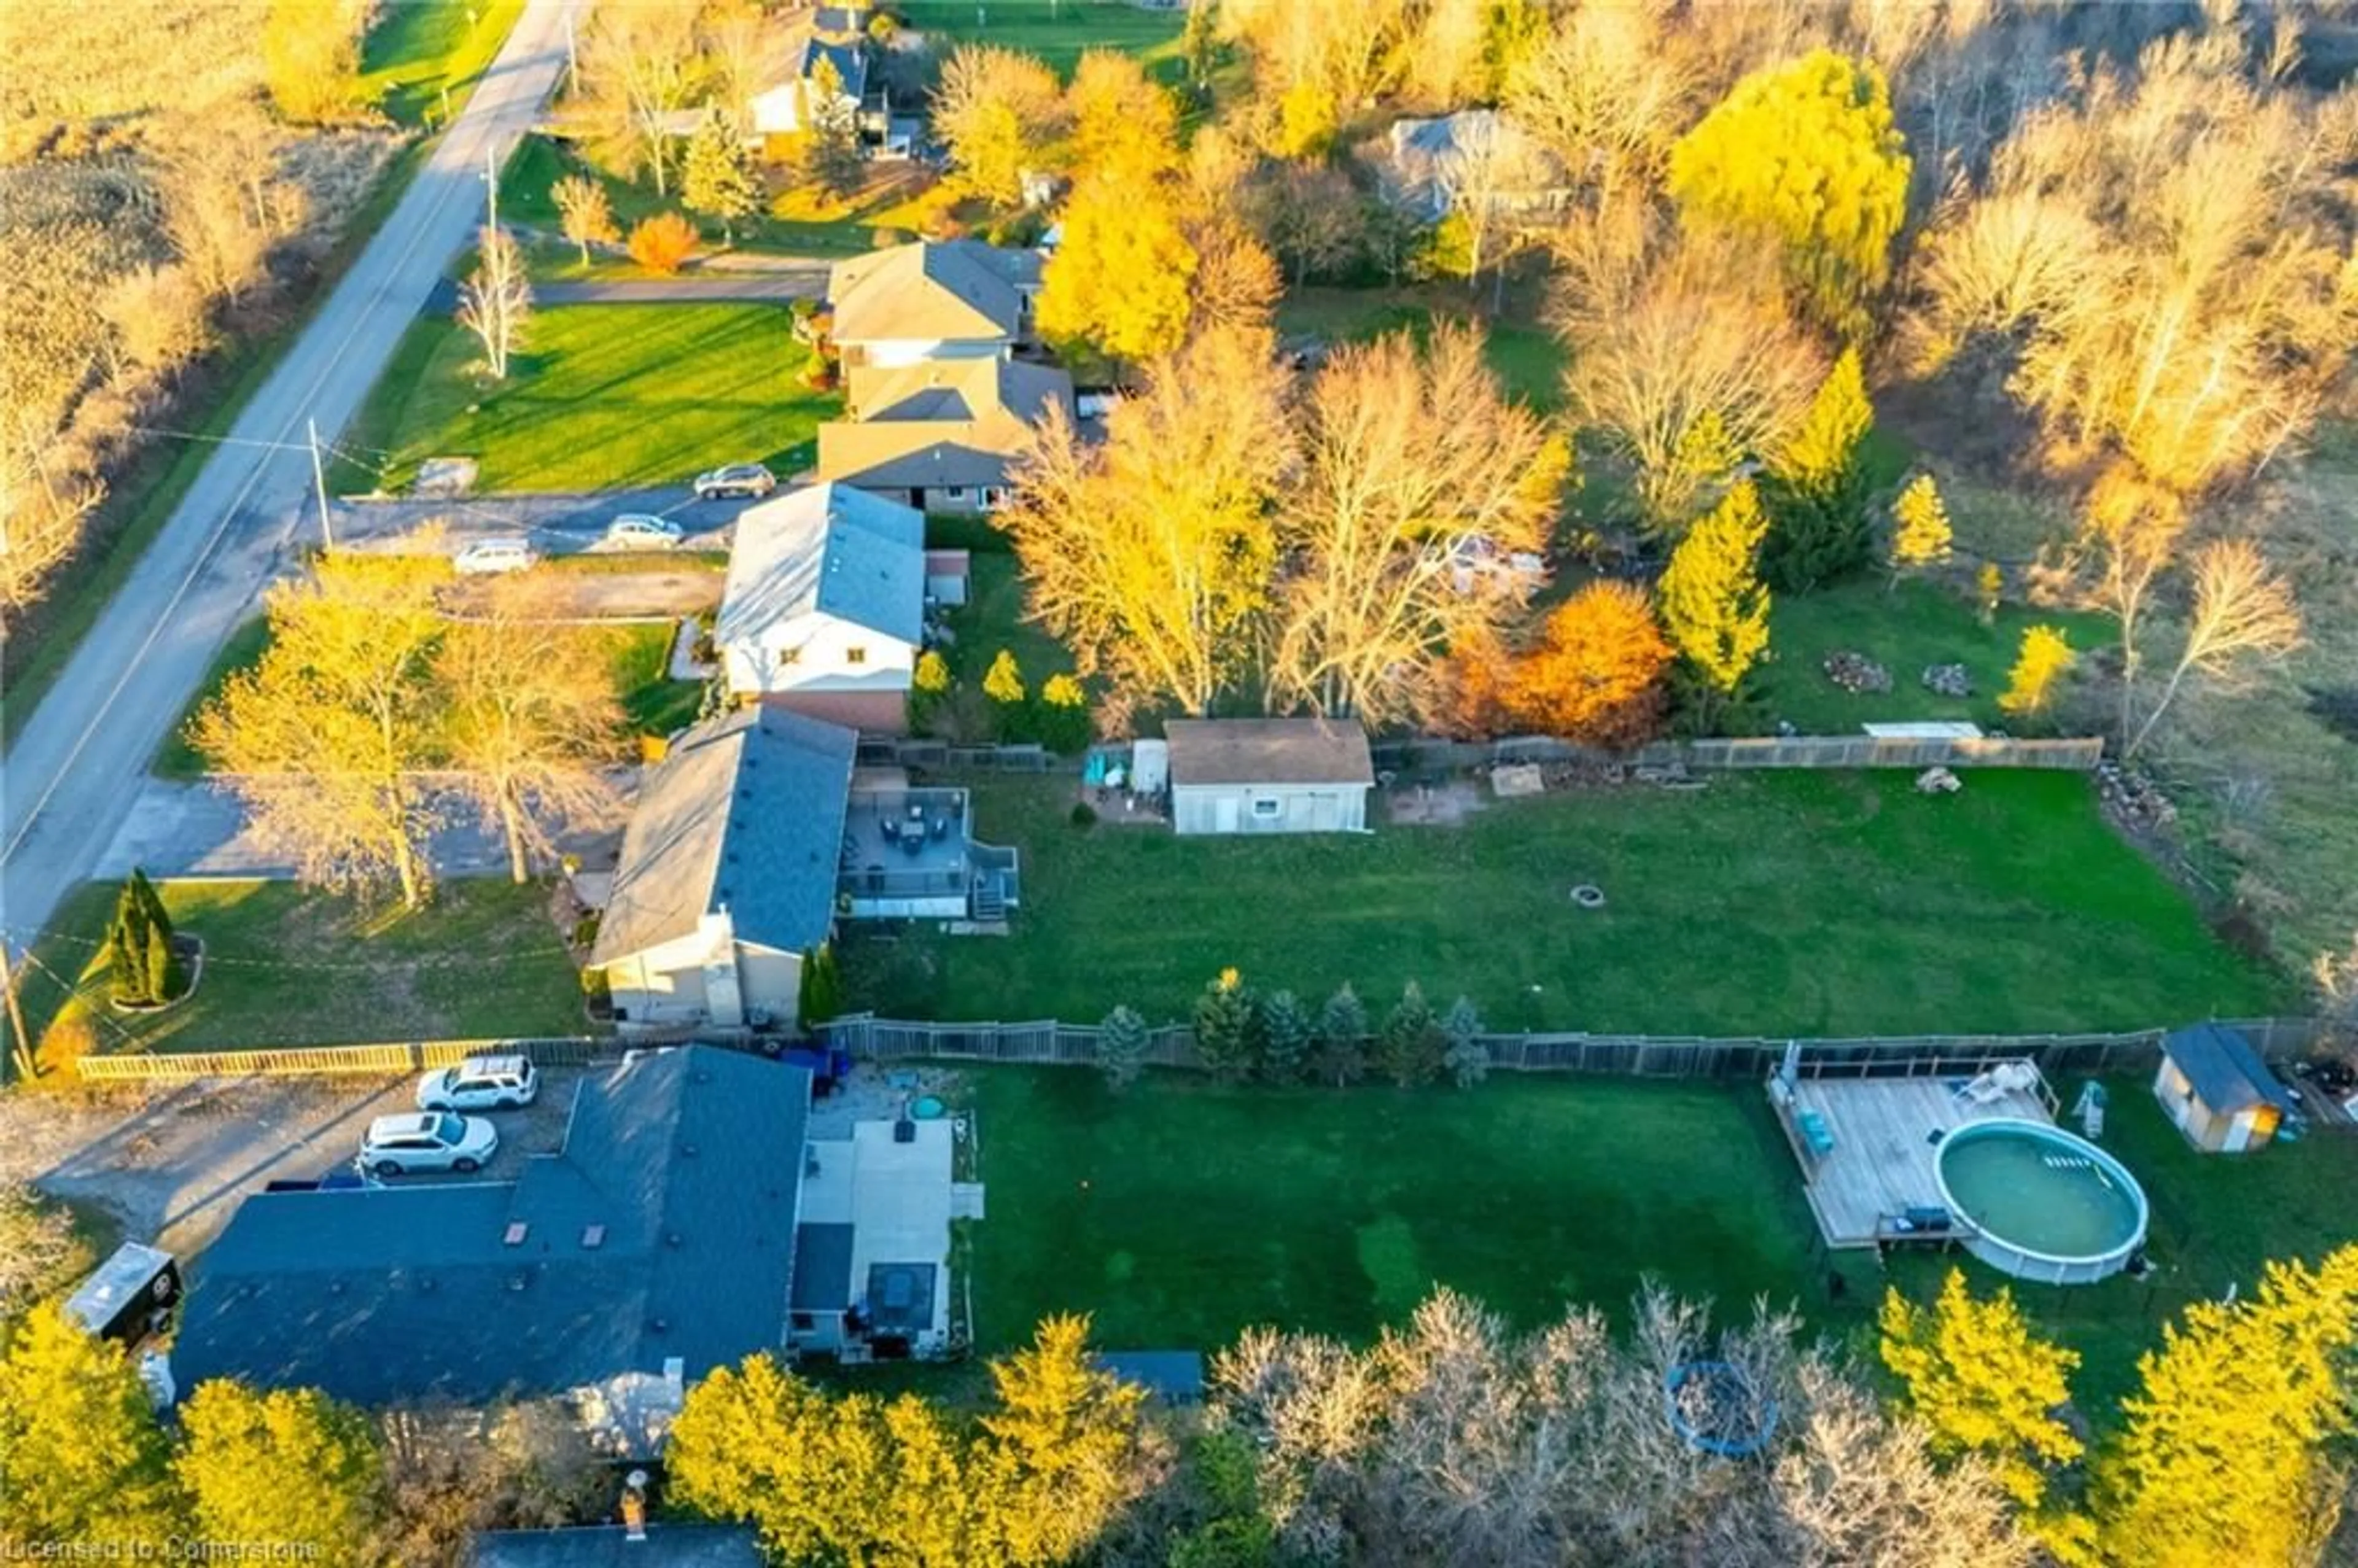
{"left": 414, "top": 1054, "right": 539, "bottom": 1112}
{"left": 359, "top": 1112, "right": 499, "bottom": 1177}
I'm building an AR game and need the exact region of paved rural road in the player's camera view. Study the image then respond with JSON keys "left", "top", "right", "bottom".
{"left": 0, "top": 0, "right": 581, "bottom": 953}
{"left": 330, "top": 487, "right": 742, "bottom": 551}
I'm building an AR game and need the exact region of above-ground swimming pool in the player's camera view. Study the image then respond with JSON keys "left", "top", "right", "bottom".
{"left": 1934, "top": 1119, "right": 2149, "bottom": 1284}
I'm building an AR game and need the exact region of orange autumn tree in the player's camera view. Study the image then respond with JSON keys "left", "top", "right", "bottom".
{"left": 1508, "top": 581, "right": 1674, "bottom": 745}
{"left": 1431, "top": 581, "right": 1675, "bottom": 745}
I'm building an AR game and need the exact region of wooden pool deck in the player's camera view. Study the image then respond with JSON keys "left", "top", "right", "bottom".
{"left": 1770, "top": 1074, "right": 2053, "bottom": 1249}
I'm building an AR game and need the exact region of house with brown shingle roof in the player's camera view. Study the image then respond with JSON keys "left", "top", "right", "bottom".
{"left": 817, "top": 355, "right": 1074, "bottom": 512}
{"left": 825, "top": 239, "right": 1044, "bottom": 369}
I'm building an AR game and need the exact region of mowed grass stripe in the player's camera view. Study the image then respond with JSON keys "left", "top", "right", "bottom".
{"left": 847, "top": 770, "right": 2282, "bottom": 1036}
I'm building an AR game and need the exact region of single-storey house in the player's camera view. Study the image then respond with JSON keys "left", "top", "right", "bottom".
{"left": 591, "top": 708, "right": 856, "bottom": 1033}
{"left": 171, "top": 1048, "right": 813, "bottom": 1456}
{"left": 2154, "top": 1022, "right": 2300, "bottom": 1152}
{"left": 717, "top": 483, "right": 954, "bottom": 732}
{"left": 1164, "top": 718, "right": 1375, "bottom": 836}
{"left": 1371, "top": 110, "right": 1566, "bottom": 222}
{"left": 819, "top": 356, "right": 1074, "bottom": 512}
{"left": 826, "top": 239, "right": 1043, "bottom": 369}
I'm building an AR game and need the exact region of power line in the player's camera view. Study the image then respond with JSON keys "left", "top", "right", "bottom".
{"left": 1, "top": 923, "right": 577, "bottom": 973}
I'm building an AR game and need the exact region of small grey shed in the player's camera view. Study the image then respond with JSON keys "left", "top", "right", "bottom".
{"left": 1165, "top": 718, "right": 1374, "bottom": 836}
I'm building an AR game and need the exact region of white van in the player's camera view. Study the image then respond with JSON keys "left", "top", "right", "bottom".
{"left": 453, "top": 537, "right": 535, "bottom": 575}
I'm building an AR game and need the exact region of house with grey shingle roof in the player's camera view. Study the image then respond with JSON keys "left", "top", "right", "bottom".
{"left": 591, "top": 707, "right": 857, "bottom": 1033}
{"left": 716, "top": 483, "right": 946, "bottom": 732}
{"left": 171, "top": 1048, "right": 813, "bottom": 1456}
{"left": 825, "top": 239, "right": 1043, "bottom": 369}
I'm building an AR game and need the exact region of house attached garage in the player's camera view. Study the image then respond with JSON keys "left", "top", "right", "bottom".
{"left": 1165, "top": 718, "right": 1374, "bottom": 836}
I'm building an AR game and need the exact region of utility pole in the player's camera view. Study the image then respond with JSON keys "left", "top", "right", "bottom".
{"left": 308, "top": 418, "right": 335, "bottom": 551}
{"left": 485, "top": 140, "right": 500, "bottom": 235}
{"left": 563, "top": 6, "right": 580, "bottom": 96}
{"left": 0, "top": 942, "right": 37, "bottom": 1084}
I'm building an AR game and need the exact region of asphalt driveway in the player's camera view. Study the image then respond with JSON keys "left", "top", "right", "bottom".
{"left": 11, "top": 1067, "right": 588, "bottom": 1260}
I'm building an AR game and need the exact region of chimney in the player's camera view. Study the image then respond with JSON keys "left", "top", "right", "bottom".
{"left": 621, "top": 1469, "right": 650, "bottom": 1542}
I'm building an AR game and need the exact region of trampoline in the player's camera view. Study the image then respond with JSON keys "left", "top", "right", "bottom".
{"left": 1664, "top": 1361, "right": 1778, "bottom": 1457}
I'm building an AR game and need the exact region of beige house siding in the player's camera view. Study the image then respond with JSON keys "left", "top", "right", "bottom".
{"left": 1172, "top": 782, "right": 1369, "bottom": 836}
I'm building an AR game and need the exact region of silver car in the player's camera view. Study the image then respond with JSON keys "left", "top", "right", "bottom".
{"left": 692, "top": 463, "right": 777, "bottom": 500}
{"left": 359, "top": 1112, "right": 498, "bottom": 1177}
{"left": 605, "top": 513, "right": 683, "bottom": 548}
{"left": 414, "top": 1054, "right": 539, "bottom": 1112}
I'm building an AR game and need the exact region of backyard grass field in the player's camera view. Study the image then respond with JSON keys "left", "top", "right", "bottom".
{"left": 1759, "top": 581, "right": 2116, "bottom": 735}
{"left": 359, "top": 0, "right": 527, "bottom": 127}
{"left": 21, "top": 880, "right": 582, "bottom": 1072}
{"left": 961, "top": 1065, "right": 2358, "bottom": 1420}
{"left": 898, "top": 1, "right": 1188, "bottom": 78}
{"left": 963, "top": 1066, "right": 1857, "bottom": 1353}
{"left": 844, "top": 770, "right": 2283, "bottom": 1036}
{"left": 332, "top": 304, "right": 838, "bottom": 494}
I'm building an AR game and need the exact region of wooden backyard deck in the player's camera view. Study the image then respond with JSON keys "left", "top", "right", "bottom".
{"left": 1770, "top": 1073, "right": 2053, "bottom": 1249}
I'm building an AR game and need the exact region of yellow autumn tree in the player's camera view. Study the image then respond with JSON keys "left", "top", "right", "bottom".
{"left": 933, "top": 44, "right": 1067, "bottom": 208}
{"left": 1065, "top": 49, "right": 1181, "bottom": 185}
{"left": 176, "top": 1382, "right": 385, "bottom": 1564}
{"left": 1880, "top": 1271, "right": 2087, "bottom": 1531}
{"left": 193, "top": 549, "right": 451, "bottom": 909}
{"left": 1668, "top": 49, "right": 1910, "bottom": 335}
{"left": 1037, "top": 173, "right": 1198, "bottom": 364}
{"left": 1658, "top": 479, "right": 1772, "bottom": 696}
{"left": 1889, "top": 472, "right": 1955, "bottom": 581}
{"left": 1998, "top": 626, "right": 2076, "bottom": 718}
{"left": 2094, "top": 1246, "right": 2358, "bottom": 1567}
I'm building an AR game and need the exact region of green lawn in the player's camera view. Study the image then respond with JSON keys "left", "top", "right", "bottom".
{"left": 1275, "top": 287, "right": 1563, "bottom": 413}
{"left": 964, "top": 1066, "right": 1860, "bottom": 1353}
{"left": 960, "top": 1064, "right": 2358, "bottom": 1425}
{"left": 605, "top": 621, "right": 706, "bottom": 739}
{"left": 22, "top": 880, "right": 585, "bottom": 1071}
{"left": 332, "top": 303, "right": 838, "bottom": 494}
{"left": 843, "top": 770, "right": 2282, "bottom": 1035}
{"left": 900, "top": 0, "right": 1188, "bottom": 79}
{"left": 360, "top": 0, "right": 528, "bottom": 127}
{"left": 1759, "top": 580, "right": 2116, "bottom": 735}
{"left": 150, "top": 618, "right": 705, "bottom": 778}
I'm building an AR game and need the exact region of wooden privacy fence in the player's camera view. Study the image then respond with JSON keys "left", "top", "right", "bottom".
{"left": 817, "top": 1015, "right": 2321, "bottom": 1082}
{"left": 1381, "top": 733, "right": 2107, "bottom": 775}
{"left": 72, "top": 1036, "right": 608, "bottom": 1083}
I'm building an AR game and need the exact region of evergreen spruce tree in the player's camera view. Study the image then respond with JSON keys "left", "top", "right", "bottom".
{"left": 1377, "top": 982, "right": 1446, "bottom": 1088}
{"left": 1256, "top": 990, "right": 1313, "bottom": 1085}
{"left": 1314, "top": 984, "right": 1369, "bottom": 1087}
{"left": 1191, "top": 969, "right": 1255, "bottom": 1082}
{"left": 1762, "top": 348, "right": 1875, "bottom": 591}
{"left": 107, "top": 870, "right": 175, "bottom": 1006}
{"left": 1441, "top": 996, "right": 1488, "bottom": 1088}
{"left": 1097, "top": 1005, "right": 1150, "bottom": 1092}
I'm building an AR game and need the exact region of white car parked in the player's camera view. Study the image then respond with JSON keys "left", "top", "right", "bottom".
{"left": 604, "top": 513, "right": 684, "bottom": 548}
{"left": 358, "top": 1112, "right": 499, "bottom": 1177}
{"left": 414, "top": 1054, "right": 540, "bottom": 1113}
{"left": 453, "top": 538, "right": 536, "bottom": 575}
{"left": 691, "top": 463, "right": 776, "bottom": 501}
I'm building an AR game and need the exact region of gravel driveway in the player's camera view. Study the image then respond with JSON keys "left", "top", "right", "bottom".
{"left": 3, "top": 1067, "right": 588, "bottom": 1260}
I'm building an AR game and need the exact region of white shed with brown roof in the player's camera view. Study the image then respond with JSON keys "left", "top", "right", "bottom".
{"left": 1164, "top": 719, "right": 1374, "bottom": 836}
